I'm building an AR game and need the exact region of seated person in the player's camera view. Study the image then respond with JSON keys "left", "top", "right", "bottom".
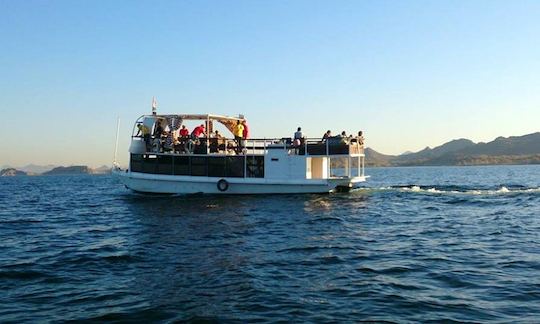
{"left": 322, "top": 130, "right": 331, "bottom": 142}
{"left": 226, "top": 141, "right": 236, "bottom": 155}
{"left": 339, "top": 131, "right": 349, "bottom": 144}
{"left": 179, "top": 125, "right": 190, "bottom": 138}
{"left": 209, "top": 130, "right": 222, "bottom": 153}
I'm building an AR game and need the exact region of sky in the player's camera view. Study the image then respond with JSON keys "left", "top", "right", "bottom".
{"left": 1, "top": 0, "right": 539, "bottom": 167}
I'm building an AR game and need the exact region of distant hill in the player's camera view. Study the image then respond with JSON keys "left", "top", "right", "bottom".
{"left": 0, "top": 168, "right": 28, "bottom": 176}
{"left": 42, "top": 166, "right": 94, "bottom": 175}
{"left": 366, "top": 132, "right": 540, "bottom": 167}
{"left": 19, "top": 164, "right": 58, "bottom": 174}
{"left": 364, "top": 148, "right": 394, "bottom": 167}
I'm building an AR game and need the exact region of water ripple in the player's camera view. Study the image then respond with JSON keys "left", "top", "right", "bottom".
{"left": 0, "top": 167, "right": 539, "bottom": 322}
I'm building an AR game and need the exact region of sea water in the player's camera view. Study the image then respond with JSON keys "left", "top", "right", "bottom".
{"left": 1, "top": 165, "right": 539, "bottom": 322}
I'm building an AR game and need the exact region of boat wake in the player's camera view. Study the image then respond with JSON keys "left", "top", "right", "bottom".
{"left": 355, "top": 185, "right": 540, "bottom": 196}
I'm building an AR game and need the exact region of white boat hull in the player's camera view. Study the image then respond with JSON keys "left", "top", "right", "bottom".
{"left": 113, "top": 169, "right": 367, "bottom": 194}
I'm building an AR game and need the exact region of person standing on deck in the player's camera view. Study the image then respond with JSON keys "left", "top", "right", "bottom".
{"left": 294, "top": 127, "right": 304, "bottom": 146}
{"left": 136, "top": 123, "right": 151, "bottom": 150}
{"left": 233, "top": 121, "right": 244, "bottom": 153}
{"left": 191, "top": 124, "right": 205, "bottom": 139}
{"left": 242, "top": 120, "right": 249, "bottom": 140}
{"left": 357, "top": 131, "right": 364, "bottom": 146}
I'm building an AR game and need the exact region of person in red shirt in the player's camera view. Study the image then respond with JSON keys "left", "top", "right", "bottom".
{"left": 191, "top": 124, "right": 205, "bottom": 138}
{"left": 242, "top": 120, "right": 249, "bottom": 139}
{"left": 179, "top": 125, "right": 189, "bottom": 138}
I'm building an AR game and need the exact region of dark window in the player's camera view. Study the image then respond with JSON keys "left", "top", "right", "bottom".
{"left": 142, "top": 155, "right": 157, "bottom": 173}
{"left": 191, "top": 156, "right": 207, "bottom": 176}
{"left": 226, "top": 156, "right": 245, "bottom": 178}
{"left": 157, "top": 155, "right": 173, "bottom": 174}
{"left": 130, "top": 154, "right": 144, "bottom": 172}
{"left": 208, "top": 157, "right": 227, "bottom": 177}
{"left": 247, "top": 156, "right": 264, "bottom": 178}
{"left": 173, "top": 156, "right": 190, "bottom": 175}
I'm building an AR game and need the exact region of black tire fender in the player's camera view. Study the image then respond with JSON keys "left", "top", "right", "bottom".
{"left": 217, "top": 179, "right": 229, "bottom": 192}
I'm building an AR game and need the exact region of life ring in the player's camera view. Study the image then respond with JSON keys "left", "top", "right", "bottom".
{"left": 217, "top": 179, "right": 229, "bottom": 192}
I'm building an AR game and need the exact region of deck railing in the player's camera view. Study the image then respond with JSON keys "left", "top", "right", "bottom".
{"left": 132, "top": 136, "right": 364, "bottom": 157}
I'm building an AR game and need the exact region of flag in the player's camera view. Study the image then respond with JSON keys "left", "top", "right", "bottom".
{"left": 151, "top": 97, "right": 157, "bottom": 114}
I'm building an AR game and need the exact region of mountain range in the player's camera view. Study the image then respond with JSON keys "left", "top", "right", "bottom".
{"left": 365, "top": 132, "right": 540, "bottom": 167}
{"left": 2, "top": 133, "right": 539, "bottom": 174}
{"left": 0, "top": 165, "right": 112, "bottom": 176}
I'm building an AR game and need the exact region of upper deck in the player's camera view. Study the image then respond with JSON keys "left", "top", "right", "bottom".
{"left": 131, "top": 114, "right": 364, "bottom": 157}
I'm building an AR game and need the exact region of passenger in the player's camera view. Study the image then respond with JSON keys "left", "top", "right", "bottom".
{"left": 215, "top": 130, "right": 226, "bottom": 152}
{"left": 294, "top": 127, "right": 303, "bottom": 141}
{"left": 154, "top": 121, "right": 164, "bottom": 138}
{"left": 233, "top": 120, "right": 244, "bottom": 153}
{"left": 210, "top": 130, "right": 222, "bottom": 153}
{"left": 339, "top": 131, "right": 349, "bottom": 144}
{"left": 179, "top": 125, "right": 189, "bottom": 138}
{"left": 227, "top": 141, "right": 237, "bottom": 155}
{"left": 242, "top": 120, "right": 249, "bottom": 139}
{"left": 191, "top": 124, "right": 205, "bottom": 139}
{"left": 136, "top": 123, "right": 151, "bottom": 150}
{"left": 152, "top": 121, "right": 164, "bottom": 152}
{"left": 322, "top": 130, "right": 331, "bottom": 142}
{"left": 164, "top": 131, "right": 174, "bottom": 152}
{"left": 357, "top": 131, "right": 364, "bottom": 145}
{"left": 293, "top": 127, "right": 304, "bottom": 147}
{"left": 175, "top": 125, "right": 190, "bottom": 153}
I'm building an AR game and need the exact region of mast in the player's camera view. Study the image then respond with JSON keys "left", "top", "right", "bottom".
{"left": 113, "top": 117, "right": 120, "bottom": 166}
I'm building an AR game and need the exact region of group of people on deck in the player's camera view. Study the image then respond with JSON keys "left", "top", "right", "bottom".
{"left": 321, "top": 130, "right": 364, "bottom": 145}
{"left": 136, "top": 119, "right": 250, "bottom": 154}
{"left": 292, "top": 127, "right": 364, "bottom": 146}
{"left": 137, "top": 119, "right": 363, "bottom": 155}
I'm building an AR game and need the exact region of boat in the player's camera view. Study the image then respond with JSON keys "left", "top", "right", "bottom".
{"left": 113, "top": 111, "right": 368, "bottom": 194}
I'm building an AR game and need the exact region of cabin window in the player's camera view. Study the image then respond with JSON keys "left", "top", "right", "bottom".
{"left": 157, "top": 155, "right": 173, "bottom": 174}
{"left": 191, "top": 157, "right": 208, "bottom": 176}
{"left": 226, "top": 156, "right": 244, "bottom": 178}
{"left": 173, "top": 156, "right": 190, "bottom": 175}
{"left": 247, "top": 156, "right": 264, "bottom": 178}
{"left": 142, "top": 155, "right": 158, "bottom": 173}
{"left": 208, "top": 157, "right": 227, "bottom": 177}
{"left": 130, "top": 154, "right": 144, "bottom": 173}
{"left": 131, "top": 154, "right": 263, "bottom": 178}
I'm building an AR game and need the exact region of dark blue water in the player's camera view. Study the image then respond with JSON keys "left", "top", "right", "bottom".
{"left": 1, "top": 165, "right": 539, "bottom": 322}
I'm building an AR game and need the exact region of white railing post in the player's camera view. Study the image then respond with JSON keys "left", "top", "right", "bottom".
{"left": 348, "top": 156, "right": 351, "bottom": 178}
{"left": 358, "top": 155, "right": 361, "bottom": 177}
{"left": 326, "top": 139, "right": 329, "bottom": 156}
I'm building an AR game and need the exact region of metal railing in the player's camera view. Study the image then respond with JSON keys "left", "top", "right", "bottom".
{"left": 132, "top": 135, "right": 364, "bottom": 157}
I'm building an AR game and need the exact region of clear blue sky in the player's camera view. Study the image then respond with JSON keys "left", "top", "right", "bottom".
{"left": 1, "top": 0, "right": 539, "bottom": 167}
